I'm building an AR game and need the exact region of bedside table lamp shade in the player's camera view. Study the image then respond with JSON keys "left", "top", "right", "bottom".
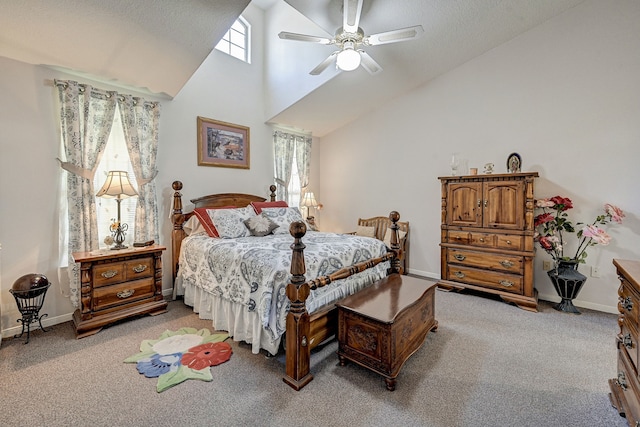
{"left": 96, "top": 171, "right": 138, "bottom": 250}
{"left": 301, "top": 192, "right": 319, "bottom": 220}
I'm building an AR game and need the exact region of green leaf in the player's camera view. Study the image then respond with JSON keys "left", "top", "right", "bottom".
{"left": 156, "top": 365, "right": 213, "bottom": 393}
{"left": 124, "top": 349, "right": 156, "bottom": 363}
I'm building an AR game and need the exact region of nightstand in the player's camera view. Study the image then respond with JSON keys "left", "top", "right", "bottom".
{"left": 71, "top": 245, "right": 168, "bottom": 338}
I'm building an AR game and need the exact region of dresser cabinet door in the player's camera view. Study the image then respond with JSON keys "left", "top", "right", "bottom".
{"left": 447, "top": 182, "right": 482, "bottom": 228}
{"left": 483, "top": 181, "right": 524, "bottom": 230}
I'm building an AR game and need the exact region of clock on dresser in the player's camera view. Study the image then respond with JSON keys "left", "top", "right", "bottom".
{"left": 71, "top": 245, "right": 168, "bottom": 338}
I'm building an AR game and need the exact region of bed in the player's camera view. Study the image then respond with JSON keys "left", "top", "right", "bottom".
{"left": 170, "top": 181, "right": 402, "bottom": 389}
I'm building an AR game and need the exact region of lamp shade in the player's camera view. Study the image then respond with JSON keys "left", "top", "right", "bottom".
{"left": 301, "top": 192, "right": 319, "bottom": 208}
{"left": 96, "top": 171, "right": 138, "bottom": 199}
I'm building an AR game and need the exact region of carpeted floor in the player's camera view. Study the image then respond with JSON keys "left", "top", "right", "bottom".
{"left": 0, "top": 288, "right": 628, "bottom": 427}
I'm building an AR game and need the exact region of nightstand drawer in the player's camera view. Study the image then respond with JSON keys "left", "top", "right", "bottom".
{"left": 447, "top": 248, "right": 523, "bottom": 274}
{"left": 93, "top": 277, "right": 155, "bottom": 311}
{"left": 447, "top": 265, "right": 523, "bottom": 294}
{"left": 93, "top": 257, "right": 154, "bottom": 287}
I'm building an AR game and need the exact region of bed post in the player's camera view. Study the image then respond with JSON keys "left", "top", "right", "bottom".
{"left": 283, "top": 221, "right": 313, "bottom": 390}
{"left": 388, "top": 211, "right": 401, "bottom": 275}
{"left": 171, "top": 181, "right": 186, "bottom": 281}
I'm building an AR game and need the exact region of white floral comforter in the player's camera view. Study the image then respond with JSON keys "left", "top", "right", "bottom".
{"left": 177, "top": 231, "right": 389, "bottom": 342}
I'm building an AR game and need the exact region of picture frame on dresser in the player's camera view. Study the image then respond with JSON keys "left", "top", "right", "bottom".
{"left": 197, "top": 116, "right": 250, "bottom": 169}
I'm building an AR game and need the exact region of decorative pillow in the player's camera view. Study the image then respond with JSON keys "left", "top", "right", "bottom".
{"left": 243, "top": 213, "right": 279, "bottom": 236}
{"left": 355, "top": 225, "right": 376, "bottom": 238}
{"left": 250, "top": 200, "right": 288, "bottom": 214}
{"left": 183, "top": 215, "right": 207, "bottom": 236}
{"left": 261, "top": 207, "right": 304, "bottom": 235}
{"left": 192, "top": 206, "right": 235, "bottom": 238}
{"left": 383, "top": 227, "right": 407, "bottom": 247}
{"left": 210, "top": 206, "right": 256, "bottom": 238}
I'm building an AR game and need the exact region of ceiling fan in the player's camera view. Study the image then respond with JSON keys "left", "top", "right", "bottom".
{"left": 278, "top": 0, "right": 424, "bottom": 75}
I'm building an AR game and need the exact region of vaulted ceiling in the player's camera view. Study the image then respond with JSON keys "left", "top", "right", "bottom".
{"left": 0, "top": 0, "right": 586, "bottom": 136}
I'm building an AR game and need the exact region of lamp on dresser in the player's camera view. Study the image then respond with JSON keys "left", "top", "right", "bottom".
{"left": 96, "top": 170, "right": 138, "bottom": 250}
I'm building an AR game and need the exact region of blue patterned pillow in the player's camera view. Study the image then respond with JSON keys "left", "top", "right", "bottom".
{"left": 211, "top": 206, "right": 255, "bottom": 238}
{"left": 261, "top": 207, "right": 304, "bottom": 235}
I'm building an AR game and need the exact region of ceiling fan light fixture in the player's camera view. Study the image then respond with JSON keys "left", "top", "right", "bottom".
{"left": 336, "top": 43, "right": 361, "bottom": 71}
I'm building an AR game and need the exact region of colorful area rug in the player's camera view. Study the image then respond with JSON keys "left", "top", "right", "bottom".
{"left": 124, "top": 327, "right": 232, "bottom": 392}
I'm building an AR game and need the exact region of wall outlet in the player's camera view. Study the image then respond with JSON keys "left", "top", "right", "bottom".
{"left": 543, "top": 260, "right": 553, "bottom": 270}
{"left": 591, "top": 266, "right": 601, "bottom": 278}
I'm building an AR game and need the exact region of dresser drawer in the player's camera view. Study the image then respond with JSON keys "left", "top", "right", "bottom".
{"left": 447, "top": 248, "right": 523, "bottom": 274}
{"left": 620, "top": 281, "right": 640, "bottom": 332}
{"left": 469, "top": 232, "right": 495, "bottom": 248}
{"left": 615, "top": 349, "right": 640, "bottom": 424}
{"left": 448, "top": 231, "right": 471, "bottom": 245}
{"left": 447, "top": 265, "right": 523, "bottom": 294}
{"left": 93, "top": 257, "right": 154, "bottom": 287}
{"left": 620, "top": 320, "right": 639, "bottom": 369}
{"left": 93, "top": 277, "right": 156, "bottom": 311}
{"left": 495, "top": 234, "right": 523, "bottom": 251}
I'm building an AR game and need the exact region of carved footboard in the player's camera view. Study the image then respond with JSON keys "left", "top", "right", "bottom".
{"left": 283, "top": 212, "right": 402, "bottom": 390}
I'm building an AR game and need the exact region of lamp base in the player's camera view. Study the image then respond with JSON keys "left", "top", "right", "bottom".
{"left": 110, "top": 244, "right": 128, "bottom": 250}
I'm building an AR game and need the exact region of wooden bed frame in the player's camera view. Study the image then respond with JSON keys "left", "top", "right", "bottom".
{"left": 170, "top": 181, "right": 401, "bottom": 390}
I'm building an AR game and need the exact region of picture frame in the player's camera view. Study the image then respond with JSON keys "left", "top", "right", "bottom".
{"left": 506, "top": 152, "right": 521, "bottom": 173}
{"left": 197, "top": 116, "right": 250, "bottom": 169}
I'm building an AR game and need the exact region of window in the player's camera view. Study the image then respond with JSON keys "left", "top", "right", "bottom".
{"left": 94, "top": 105, "right": 137, "bottom": 247}
{"left": 288, "top": 150, "right": 301, "bottom": 209}
{"left": 215, "top": 16, "right": 251, "bottom": 63}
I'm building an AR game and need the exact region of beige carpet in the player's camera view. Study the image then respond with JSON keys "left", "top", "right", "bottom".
{"left": 0, "top": 289, "right": 627, "bottom": 427}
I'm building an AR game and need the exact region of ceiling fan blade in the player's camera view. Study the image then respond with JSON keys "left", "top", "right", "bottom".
{"left": 278, "top": 31, "right": 332, "bottom": 45}
{"left": 342, "top": 0, "right": 363, "bottom": 33}
{"left": 365, "top": 25, "right": 424, "bottom": 46}
{"left": 310, "top": 51, "right": 339, "bottom": 75}
{"left": 359, "top": 51, "right": 382, "bottom": 75}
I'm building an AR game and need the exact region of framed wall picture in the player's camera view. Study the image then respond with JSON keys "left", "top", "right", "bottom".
{"left": 197, "top": 116, "right": 250, "bottom": 169}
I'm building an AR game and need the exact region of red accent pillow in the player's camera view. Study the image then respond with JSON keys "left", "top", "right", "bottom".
{"left": 251, "top": 201, "right": 288, "bottom": 214}
{"left": 192, "top": 206, "right": 235, "bottom": 238}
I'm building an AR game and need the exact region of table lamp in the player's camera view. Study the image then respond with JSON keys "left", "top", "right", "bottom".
{"left": 96, "top": 170, "right": 138, "bottom": 249}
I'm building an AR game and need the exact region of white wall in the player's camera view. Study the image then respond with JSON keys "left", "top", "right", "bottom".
{"left": 317, "top": 0, "right": 640, "bottom": 313}
{"left": 0, "top": 3, "right": 272, "bottom": 337}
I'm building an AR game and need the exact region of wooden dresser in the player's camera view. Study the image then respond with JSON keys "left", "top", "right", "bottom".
{"left": 610, "top": 259, "right": 640, "bottom": 425}
{"left": 438, "top": 172, "right": 538, "bottom": 311}
{"left": 72, "top": 245, "right": 168, "bottom": 338}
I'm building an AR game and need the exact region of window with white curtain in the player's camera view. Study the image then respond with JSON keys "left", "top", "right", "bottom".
{"left": 215, "top": 16, "right": 251, "bottom": 63}
{"left": 94, "top": 105, "right": 137, "bottom": 247}
{"left": 288, "top": 149, "right": 301, "bottom": 208}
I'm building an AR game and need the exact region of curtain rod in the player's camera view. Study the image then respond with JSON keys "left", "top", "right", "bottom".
{"left": 51, "top": 79, "right": 160, "bottom": 107}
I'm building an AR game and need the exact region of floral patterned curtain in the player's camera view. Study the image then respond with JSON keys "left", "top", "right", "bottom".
{"left": 56, "top": 80, "right": 117, "bottom": 307}
{"left": 118, "top": 95, "right": 161, "bottom": 242}
{"left": 295, "top": 134, "right": 312, "bottom": 195}
{"left": 273, "top": 130, "right": 313, "bottom": 202}
{"left": 273, "top": 131, "right": 295, "bottom": 201}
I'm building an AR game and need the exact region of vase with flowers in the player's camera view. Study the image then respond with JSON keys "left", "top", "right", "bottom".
{"left": 534, "top": 196, "right": 625, "bottom": 314}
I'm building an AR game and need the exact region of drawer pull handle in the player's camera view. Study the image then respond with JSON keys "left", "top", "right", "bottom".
{"left": 500, "top": 260, "right": 514, "bottom": 268}
{"left": 506, "top": 240, "right": 512, "bottom": 245}
{"left": 454, "top": 254, "right": 466, "bottom": 261}
{"left": 499, "top": 280, "right": 514, "bottom": 287}
{"left": 617, "top": 371, "right": 628, "bottom": 390}
{"left": 101, "top": 270, "right": 118, "bottom": 279}
{"left": 479, "top": 238, "right": 485, "bottom": 242}
{"left": 623, "top": 333, "right": 634, "bottom": 349}
{"left": 622, "top": 296, "right": 633, "bottom": 311}
{"left": 454, "top": 271, "right": 465, "bottom": 279}
{"left": 132, "top": 264, "right": 147, "bottom": 273}
{"left": 117, "top": 289, "right": 135, "bottom": 299}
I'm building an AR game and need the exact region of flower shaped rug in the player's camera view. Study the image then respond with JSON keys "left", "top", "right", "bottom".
{"left": 124, "top": 327, "right": 232, "bottom": 392}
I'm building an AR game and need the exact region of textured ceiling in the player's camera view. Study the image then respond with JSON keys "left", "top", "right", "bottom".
{"left": 272, "top": 0, "right": 587, "bottom": 136}
{"left": 0, "top": 0, "right": 250, "bottom": 98}
{"left": 0, "top": 0, "right": 586, "bottom": 135}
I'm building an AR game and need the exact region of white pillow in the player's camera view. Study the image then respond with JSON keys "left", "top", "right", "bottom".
{"left": 383, "top": 227, "right": 407, "bottom": 247}
{"left": 210, "top": 206, "right": 255, "bottom": 238}
{"left": 355, "top": 225, "right": 376, "bottom": 238}
{"left": 183, "top": 215, "right": 206, "bottom": 236}
{"left": 261, "top": 207, "right": 304, "bottom": 235}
